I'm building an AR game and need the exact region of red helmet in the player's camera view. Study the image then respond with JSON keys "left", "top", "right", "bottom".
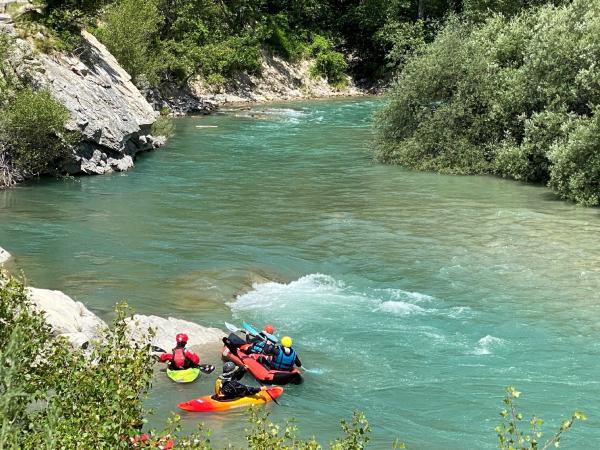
{"left": 263, "top": 324, "right": 274, "bottom": 334}
{"left": 175, "top": 333, "right": 188, "bottom": 344}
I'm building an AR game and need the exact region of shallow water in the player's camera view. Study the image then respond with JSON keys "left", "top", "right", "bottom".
{"left": 2, "top": 98, "right": 600, "bottom": 448}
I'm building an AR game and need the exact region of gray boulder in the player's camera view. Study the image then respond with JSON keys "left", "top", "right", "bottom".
{"left": 125, "top": 314, "right": 225, "bottom": 353}
{"left": 0, "top": 246, "right": 10, "bottom": 264}
{"left": 36, "top": 31, "right": 159, "bottom": 173}
{"left": 27, "top": 287, "right": 108, "bottom": 348}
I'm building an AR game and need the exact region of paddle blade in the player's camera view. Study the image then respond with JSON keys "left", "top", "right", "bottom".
{"left": 199, "top": 364, "right": 215, "bottom": 374}
{"left": 224, "top": 321, "right": 240, "bottom": 333}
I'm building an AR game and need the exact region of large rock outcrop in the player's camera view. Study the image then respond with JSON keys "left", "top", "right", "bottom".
{"left": 35, "top": 31, "right": 161, "bottom": 174}
{"left": 3, "top": 25, "right": 163, "bottom": 175}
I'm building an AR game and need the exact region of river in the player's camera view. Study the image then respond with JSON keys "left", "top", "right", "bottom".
{"left": 1, "top": 98, "right": 600, "bottom": 448}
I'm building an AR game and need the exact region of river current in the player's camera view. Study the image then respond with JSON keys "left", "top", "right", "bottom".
{"left": 2, "top": 98, "right": 600, "bottom": 448}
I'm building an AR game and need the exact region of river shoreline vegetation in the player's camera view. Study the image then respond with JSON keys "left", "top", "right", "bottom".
{"left": 0, "top": 272, "right": 586, "bottom": 448}
{"left": 0, "top": 34, "right": 74, "bottom": 186}
{"left": 375, "top": 0, "right": 600, "bottom": 206}
{"left": 2, "top": 0, "right": 600, "bottom": 204}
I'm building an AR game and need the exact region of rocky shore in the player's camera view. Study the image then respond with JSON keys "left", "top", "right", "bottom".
{"left": 29, "top": 286, "right": 225, "bottom": 352}
{"left": 0, "top": 246, "right": 225, "bottom": 352}
{"left": 191, "top": 49, "right": 370, "bottom": 106}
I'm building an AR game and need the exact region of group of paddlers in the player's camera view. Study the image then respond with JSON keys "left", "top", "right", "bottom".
{"left": 160, "top": 324, "right": 301, "bottom": 400}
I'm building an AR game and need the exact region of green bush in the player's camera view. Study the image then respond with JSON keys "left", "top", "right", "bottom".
{"left": 496, "top": 386, "right": 586, "bottom": 450}
{"left": 307, "top": 36, "right": 348, "bottom": 87}
{"left": 267, "top": 17, "right": 306, "bottom": 62}
{"left": 196, "top": 36, "right": 262, "bottom": 78}
{"left": 548, "top": 111, "right": 600, "bottom": 206}
{"left": 376, "top": 0, "right": 600, "bottom": 205}
{"left": 94, "top": 0, "right": 163, "bottom": 86}
{"left": 151, "top": 110, "right": 175, "bottom": 138}
{"left": 0, "top": 89, "right": 73, "bottom": 175}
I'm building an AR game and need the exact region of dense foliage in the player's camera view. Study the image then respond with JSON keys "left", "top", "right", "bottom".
{"left": 376, "top": 0, "right": 600, "bottom": 205}
{"left": 0, "top": 35, "right": 73, "bottom": 186}
{"left": 33, "top": 0, "right": 477, "bottom": 89}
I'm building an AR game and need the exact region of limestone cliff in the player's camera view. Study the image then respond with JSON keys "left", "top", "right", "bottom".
{"left": 37, "top": 31, "right": 162, "bottom": 174}
{"left": 1, "top": 12, "right": 163, "bottom": 177}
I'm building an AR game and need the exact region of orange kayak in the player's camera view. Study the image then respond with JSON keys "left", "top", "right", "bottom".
{"left": 177, "top": 386, "right": 284, "bottom": 412}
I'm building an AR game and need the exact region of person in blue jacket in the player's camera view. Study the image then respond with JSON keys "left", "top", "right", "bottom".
{"left": 246, "top": 324, "right": 276, "bottom": 355}
{"left": 258, "top": 336, "right": 301, "bottom": 371}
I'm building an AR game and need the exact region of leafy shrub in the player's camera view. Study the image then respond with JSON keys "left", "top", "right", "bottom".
{"left": 308, "top": 35, "right": 348, "bottom": 87}
{"left": 94, "top": 0, "right": 163, "bottom": 86}
{"left": 196, "top": 36, "right": 262, "bottom": 78}
{"left": 376, "top": 0, "right": 600, "bottom": 205}
{"left": 548, "top": 111, "right": 600, "bottom": 206}
{"left": 267, "top": 17, "right": 306, "bottom": 62}
{"left": 496, "top": 386, "right": 586, "bottom": 450}
{"left": 151, "top": 111, "right": 175, "bottom": 138}
{"left": 0, "top": 89, "right": 73, "bottom": 175}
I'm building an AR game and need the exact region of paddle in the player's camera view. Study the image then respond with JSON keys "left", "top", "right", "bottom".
{"left": 224, "top": 321, "right": 243, "bottom": 334}
{"left": 227, "top": 321, "right": 278, "bottom": 343}
{"left": 255, "top": 379, "right": 280, "bottom": 405}
{"left": 151, "top": 346, "right": 215, "bottom": 374}
{"left": 242, "top": 321, "right": 279, "bottom": 343}
{"left": 225, "top": 322, "right": 313, "bottom": 372}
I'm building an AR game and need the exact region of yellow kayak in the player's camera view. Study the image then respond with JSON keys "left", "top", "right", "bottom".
{"left": 178, "top": 386, "right": 284, "bottom": 412}
{"left": 166, "top": 367, "right": 200, "bottom": 383}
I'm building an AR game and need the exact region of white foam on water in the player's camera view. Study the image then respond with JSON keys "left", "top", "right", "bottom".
{"left": 229, "top": 273, "right": 345, "bottom": 312}
{"left": 377, "top": 301, "right": 425, "bottom": 315}
{"left": 473, "top": 335, "right": 505, "bottom": 355}
{"left": 386, "top": 288, "right": 434, "bottom": 303}
{"left": 230, "top": 273, "right": 433, "bottom": 319}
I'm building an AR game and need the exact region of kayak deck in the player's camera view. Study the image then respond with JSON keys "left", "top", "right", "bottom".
{"left": 178, "top": 386, "right": 284, "bottom": 412}
{"left": 167, "top": 367, "right": 200, "bottom": 383}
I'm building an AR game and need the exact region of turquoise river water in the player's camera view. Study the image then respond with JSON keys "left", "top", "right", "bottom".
{"left": 2, "top": 98, "right": 600, "bottom": 448}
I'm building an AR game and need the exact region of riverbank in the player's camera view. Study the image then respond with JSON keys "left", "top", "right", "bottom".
{"left": 0, "top": 246, "right": 225, "bottom": 352}
{"left": 187, "top": 49, "right": 374, "bottom": 108}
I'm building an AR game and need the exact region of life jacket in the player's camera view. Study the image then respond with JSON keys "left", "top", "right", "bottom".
{"left": 214, "top": 378, "right": 223, "bottom": 397}
{"left": 172, "top": 347, "right": 189, "bottom": 369}
{"left": 250, "top": 339, "right": 266, "bottom": 354}
{"left": 270, "top": 347, "right": 296, "bottom": 370}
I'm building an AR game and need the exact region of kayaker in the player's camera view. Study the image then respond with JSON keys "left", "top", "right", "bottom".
{"left": 214, "top": 362, "right": 261, "bottom": 400}
{"left": 246, "top": 324, "right": 277, "bottom": 354}
{"left": 158, "top": 333, "right": 200, "bottom": 370}
{"left": 255, "top": 336, "right": 301, "bottom": 371}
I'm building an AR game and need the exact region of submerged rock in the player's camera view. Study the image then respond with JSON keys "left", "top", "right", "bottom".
{"left": 0, "top": 246, "right": 10, "bottom": 264}
{"left": 125, "top": 314, "right": 225, "bottom": 353}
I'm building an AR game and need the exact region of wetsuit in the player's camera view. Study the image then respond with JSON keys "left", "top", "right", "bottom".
{"left": 214, "top": 367, "right": 260, "bottom": 400}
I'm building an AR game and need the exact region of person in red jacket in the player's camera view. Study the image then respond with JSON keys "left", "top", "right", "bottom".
{"left": 158, "top": 333, "right": 200, "bottom": 370}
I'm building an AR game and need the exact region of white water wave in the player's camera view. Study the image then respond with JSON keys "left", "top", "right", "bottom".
{"left": 229, "top": 273, "right": 472, "bottom": 324}
{"left": 473, "top": 335, "right": 505, "bottom": 355}
{"left": 377, "top": 301, "right": 425, "bottom": 315}
{"left": 230, "top": 273, "right": 436, "bottom": 319}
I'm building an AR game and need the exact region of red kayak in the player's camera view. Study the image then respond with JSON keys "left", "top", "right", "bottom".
{"left": 222, "top": 343, "right": 302, "bottom": 385}
{"left": 178, "top": 386, "right": 284, "bottom": 412}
